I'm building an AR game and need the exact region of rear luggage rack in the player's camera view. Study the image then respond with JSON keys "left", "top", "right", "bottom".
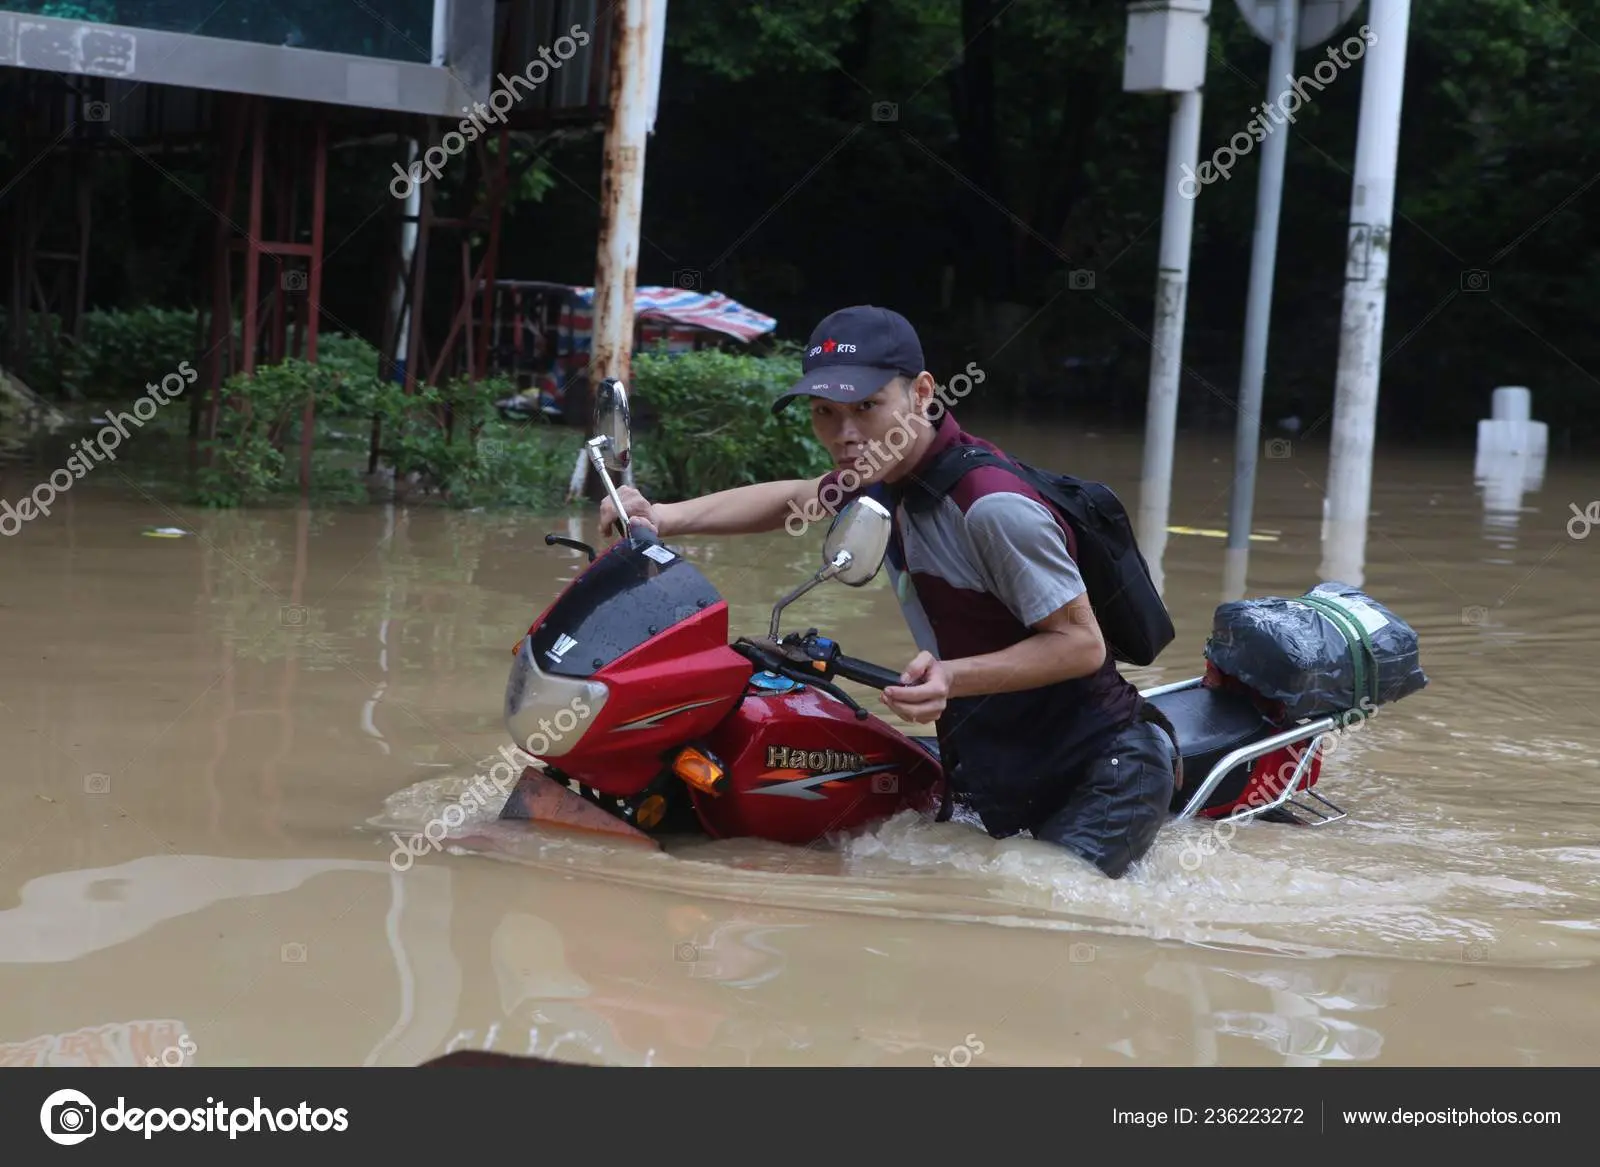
{"left": 1144, "top": 678, "right": 1351, "bottom": 825}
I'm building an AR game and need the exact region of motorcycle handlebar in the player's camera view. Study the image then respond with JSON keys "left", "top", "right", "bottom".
{"left": 831, "top": 654, "right": 904, "bottom": 690}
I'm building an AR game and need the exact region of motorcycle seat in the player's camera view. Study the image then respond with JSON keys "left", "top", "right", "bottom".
{"left": 1145, "top": 682, "right": 1275, "bottom": 771}
{"left": 912, "top": 688, "right": 1270, "bottom": 774}
{"left": 913, "top": 685, "right": 1289, "bottom": 816}
{"left": 1144, "top": 683, "right": 1278, "bottom": 812}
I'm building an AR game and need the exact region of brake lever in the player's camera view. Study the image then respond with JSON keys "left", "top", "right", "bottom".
{"left": 806, "top": 676, "right": 871, "bottom": 720}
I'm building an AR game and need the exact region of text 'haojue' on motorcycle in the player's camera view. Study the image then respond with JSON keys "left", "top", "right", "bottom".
{"left": 499, "top": 378, "right": 1424, "bottom": 851}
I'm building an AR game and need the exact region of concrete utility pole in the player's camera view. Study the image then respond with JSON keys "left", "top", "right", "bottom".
{"left": 569, "top": 0, "right": 668, "bottom": 499}
{"left": 1320, "top": 0, "right": 1412, "bottom": 587}
{"left": 1222, "top": 0, "right": 1298, "bottom": 601}
{"left": 1223, "top": 0, "right": 1363, "bottom": 599}
{"left": 1122, "top": 0, "right": 1212, "bottom": 598}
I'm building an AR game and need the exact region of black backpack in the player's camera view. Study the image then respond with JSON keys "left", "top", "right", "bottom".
{"left": 900, "top": 445, "right": 1175, "bottom": 667}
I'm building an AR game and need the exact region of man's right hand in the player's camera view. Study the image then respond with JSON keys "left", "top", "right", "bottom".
{"left": 598, "top": 486, "right": 663, "bottom": 537}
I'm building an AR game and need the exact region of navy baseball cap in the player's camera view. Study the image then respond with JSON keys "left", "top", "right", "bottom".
{"left": 771, "top": 305, "right": 926, "bottom": 415}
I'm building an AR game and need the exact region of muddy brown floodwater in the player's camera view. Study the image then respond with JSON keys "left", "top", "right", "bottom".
{"left": 1, "top": 419, "right": 1597, "bottom": 1068}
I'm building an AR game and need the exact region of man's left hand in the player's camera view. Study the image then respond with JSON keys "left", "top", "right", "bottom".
{"left": 882, "top": 651, "right": 950, "bottom": 725}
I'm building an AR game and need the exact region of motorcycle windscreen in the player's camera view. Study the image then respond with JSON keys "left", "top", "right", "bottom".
{"left": 527, "top": 539, "right": 724, "bottom": 680}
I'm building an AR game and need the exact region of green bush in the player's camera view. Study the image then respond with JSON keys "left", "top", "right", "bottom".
{"left": 628, "top": 345, "right": 831, "bottom": 500}
{"left": 190, "top": 352, "right": 582, "bottom": 510}
{"left": 0, "top": 305, "right": 199, "bottom": 399}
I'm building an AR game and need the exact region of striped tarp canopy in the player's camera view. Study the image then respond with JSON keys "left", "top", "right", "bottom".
{"left": 565, "top": 286, "right": 778, "bottom": 344}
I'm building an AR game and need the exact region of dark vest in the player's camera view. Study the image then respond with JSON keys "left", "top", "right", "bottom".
{"left": 821, "top": 412, "right": 1141, "bottom": 835}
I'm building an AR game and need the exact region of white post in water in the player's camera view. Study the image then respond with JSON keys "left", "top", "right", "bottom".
{"left": 1224, "top": 0, "right": 1365, "bottom": 599}
{"left": 1320, "top": 0, "right": 1412, "bottom": 587}
{"left": 1123, "top": 0, "right": 1212, "bottom": 598}
{"left": 1222, "top": 0, "right": 1298, "bottom": 601}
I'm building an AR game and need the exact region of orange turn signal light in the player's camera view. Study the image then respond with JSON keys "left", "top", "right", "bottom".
{"left": 672, "top": 746, "right": 728, "bottom": 795}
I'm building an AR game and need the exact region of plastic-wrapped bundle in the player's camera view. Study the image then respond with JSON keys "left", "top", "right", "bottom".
{"left": 1203, "top": 582, "right": 1428, "bottom": 722}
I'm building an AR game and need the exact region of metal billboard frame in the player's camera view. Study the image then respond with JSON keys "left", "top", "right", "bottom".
{"left": 0, "top": 0, "right": 494, "bottom": 118}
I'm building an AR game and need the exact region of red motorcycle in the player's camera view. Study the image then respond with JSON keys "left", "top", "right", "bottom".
{"left": 498, "top": 383, "right": 1354, "bottom": 850}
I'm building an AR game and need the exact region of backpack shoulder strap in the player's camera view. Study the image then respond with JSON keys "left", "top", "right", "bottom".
{"left": 902, "top": 445, "right": 1010, "bottom": 512}
{"left": 902, "top": 444, "right": 1081, "bottom": 556}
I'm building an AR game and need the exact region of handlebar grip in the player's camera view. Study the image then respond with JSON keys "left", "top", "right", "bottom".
{"left": 832, "top": 654, "right": 904, "bottom": 690}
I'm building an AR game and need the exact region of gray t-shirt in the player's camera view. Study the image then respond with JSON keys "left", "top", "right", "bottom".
{"left": 887, "top": 488, "right": 1087, "bottom": 657}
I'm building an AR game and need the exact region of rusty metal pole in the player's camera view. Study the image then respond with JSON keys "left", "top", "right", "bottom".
{"left": 569, "top": 0, "right": 666, "bottom": 499}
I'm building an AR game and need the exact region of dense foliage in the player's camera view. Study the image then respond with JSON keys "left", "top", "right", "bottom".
{"left": 628, "top": 345, "right": 833, "bottom": 500}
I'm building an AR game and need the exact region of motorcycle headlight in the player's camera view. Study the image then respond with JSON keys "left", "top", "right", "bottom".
{"left": 504, "top": 635, "right": 610, "bottom": 758}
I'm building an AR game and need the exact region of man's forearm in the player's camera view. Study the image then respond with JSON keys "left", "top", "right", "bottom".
{"left": 944, "top": 630, "right": 1105, "bottom": 699}
{"left": 658, "top": 478, "right": 820, "bottom": 538}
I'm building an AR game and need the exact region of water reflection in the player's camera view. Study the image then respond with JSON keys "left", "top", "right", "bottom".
{"left": 1211, "top": 966, "right": 1387, "bottom": 1064}
{"left": 1475, "top": 443, "right": 1547, "bottom": 549}
{"left": 0, "top": 855, "right": 465, "bottom": 1067}
{"left": 1143, "top": 957, "right": 1388, "bottom": 1064}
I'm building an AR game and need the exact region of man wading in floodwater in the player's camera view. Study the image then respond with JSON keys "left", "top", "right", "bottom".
{"left": 599, "top": 305, "right": 1179, "bottom": 879}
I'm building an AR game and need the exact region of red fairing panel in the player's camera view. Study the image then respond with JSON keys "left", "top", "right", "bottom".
{"left": 552, "top": 603, "right": 752, "bottom": 797}
{"left": 694, "top": 684, "right": 945, "bottom": 846}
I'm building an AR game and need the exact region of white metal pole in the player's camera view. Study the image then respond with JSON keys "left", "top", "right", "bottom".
{"left": 1137, "top": 85, "right": 1205, "bottom": 597}
{"left": 431, "top": 0, "right": 449, "bottom": 66}
{"left": 1223, "top": 0, "right": 1298, "bottom": 601}
{"left": 393, "top": 140, "right": 421, "bottom": 369}
{"left": 1320, "top": 0, "right": 1411, "bottom": 587}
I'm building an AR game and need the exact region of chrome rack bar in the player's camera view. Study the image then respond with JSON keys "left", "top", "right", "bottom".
{"left": 1175, "top": 716, "right": 1338, "bottom": 821}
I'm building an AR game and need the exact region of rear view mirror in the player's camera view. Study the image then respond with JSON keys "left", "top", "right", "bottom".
{"left": 768, "top": 496, "right": 892, "bottom": 638}
{"left": 821, "top": 496, "right": 891, "bottom": 586}
{"left": 591, "top": 379, "right": 631, "bottom": 474}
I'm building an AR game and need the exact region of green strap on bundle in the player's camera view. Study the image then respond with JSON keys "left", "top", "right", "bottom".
{"left": 1292, "top": 591, "right": 1380, "bottom": 714}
